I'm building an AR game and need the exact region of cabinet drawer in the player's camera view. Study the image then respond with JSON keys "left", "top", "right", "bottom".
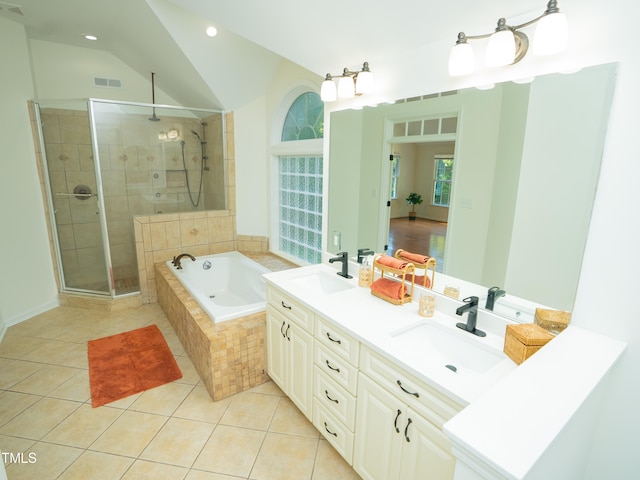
{"left": 315, "top": 342, "right": 358, "bottom": 396}
{"left": 315, "top": 315, "right": 360, "bottom": 367}
{"left": 314, "top": 367, "right": 356, "bottom": 431}
{"left": 360, "top": 346, "right": 462, "bottom": 428}
{"left": 313, "top": 401, "right": 354, "bottom": 465}
{"left": 267, "top": 285, "right": 314, "bottom": 333}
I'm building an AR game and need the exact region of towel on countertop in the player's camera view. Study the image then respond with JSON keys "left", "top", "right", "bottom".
{"left": 409, "top": 274, "right": 431, "bottom": 288}
{"left": 396, "top": 249, "right": 430, "bottom": 265}
{"left": 370, "top": 277, "right": 406, "bottom": 300}
{"left": 376, "top": 255, "right": 408, "bottom": 270}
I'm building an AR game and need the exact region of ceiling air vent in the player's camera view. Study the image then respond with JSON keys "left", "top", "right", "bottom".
{"left": 0, "top": 2, "right": 24, "bottom": 16}
{"left": 94, "top": 77, "right": 122, "bottom": 89}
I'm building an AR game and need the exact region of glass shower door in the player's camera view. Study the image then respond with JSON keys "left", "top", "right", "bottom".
{"left": 38, "top": 103, "right": 111, "bottom": 295}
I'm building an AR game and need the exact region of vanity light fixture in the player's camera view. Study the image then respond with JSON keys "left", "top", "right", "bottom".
{"left": 448, "top": 0, "right": 568, "bottom": 76}
{"left": 321, "top": 62, "right": 374, "bottom": 102}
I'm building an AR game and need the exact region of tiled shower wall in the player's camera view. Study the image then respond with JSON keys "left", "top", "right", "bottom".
{"left": 35, "top": 104, "right": 229, "bottom": 294}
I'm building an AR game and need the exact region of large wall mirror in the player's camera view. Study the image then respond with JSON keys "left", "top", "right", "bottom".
{"left": 327, "top": 62, "right": 617, "bottom": 320}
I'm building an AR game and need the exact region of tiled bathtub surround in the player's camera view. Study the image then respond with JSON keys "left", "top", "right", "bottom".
{"left": 156, "top": 262, "right": 269, "bottom": 401}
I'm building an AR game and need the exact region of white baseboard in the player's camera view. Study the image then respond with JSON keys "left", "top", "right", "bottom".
{"left": 5, "top": 299, "right": 60, "bottom": 328}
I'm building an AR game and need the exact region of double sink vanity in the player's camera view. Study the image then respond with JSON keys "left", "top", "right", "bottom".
{"left": 263, "top": 259, "right": 626, "bottom": 480}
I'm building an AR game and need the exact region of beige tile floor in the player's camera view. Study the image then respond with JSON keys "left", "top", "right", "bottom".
{"left": 0, "top": 303, "right": 361, "bottom": 480}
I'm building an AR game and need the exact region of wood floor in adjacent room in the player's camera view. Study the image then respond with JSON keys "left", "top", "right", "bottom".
{"left": 387, "top": 217, "right": 447, "bottom": 272}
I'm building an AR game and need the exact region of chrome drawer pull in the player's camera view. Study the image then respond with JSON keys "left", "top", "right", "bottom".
{"left": 325, "top": 390, "right": 339, "bottom": 404}
{"left": 324, "top": 421, "right": 338, "bottom": 437}
{"left": 281, "top": 301, "right": 292, "bottom": 310}
{"left": 325, "top": 360, "right": 340, "bottom": 373}
{"left": 326, "top": 332, "right": 342, "bottom": 344}
{"left": 397, "top": 380, "right": 420, "bottom": 398}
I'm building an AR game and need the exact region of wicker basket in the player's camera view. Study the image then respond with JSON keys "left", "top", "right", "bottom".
{"left": 534, "top": 308, "right": 572, "bottom": 335}
{"left": 503, "top": 323, "right": 554, "bottom": 365}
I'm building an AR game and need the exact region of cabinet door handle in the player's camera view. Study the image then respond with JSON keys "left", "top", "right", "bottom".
{"left": 404, "top": 417, "right": 413, "bottom": 442}
{"left": 394, "top": 409, "right": 402, "bottom": 433}
{"left": 285, "top": 324, "right": 291, "bottom": 341}
{"left": 324, "top": 389, "right": 339, "bottom": 404}
{"left": 325, "top": 359, "right": 340, "bottom": 373}
{"left": 280, "top": 320, "right": 286, "bottom": 338}
{"left": 324, "top": 421, "right": 338, "bottom": 437}
{"left": 397, "top": 380, "right": 420, "bottom": 398}
{"left": 326, "top": 332, "right": 342, "bottom": 344}
{"left": 281, "top": 300, "right": 292, "bottom": 310}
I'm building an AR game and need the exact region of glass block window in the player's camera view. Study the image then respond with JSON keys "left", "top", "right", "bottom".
{"left": 281, "top": 92, "right": 324, "bottom": 141}
{"left": 279, "top": 156, "right": 323, "bottom": 263}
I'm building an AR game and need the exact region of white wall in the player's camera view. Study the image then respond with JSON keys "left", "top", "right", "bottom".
{"left": 0, "top": 19, "right": 58, "bottom": 325}
{"left": 30, "top": 40, "right": 177, "bottom": 104}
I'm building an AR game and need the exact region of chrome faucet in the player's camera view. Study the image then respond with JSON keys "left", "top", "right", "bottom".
{"left": 485, "top": 286, "right": 506, "bottom": 311}
{"left": 455, "top": 296, "right": 486, "bottom": 337}
{"left": 172, "top": 253, "right": 196, "bottom": 269}
{"left": 329, "top": 251, "right": 352, "bottom": 278}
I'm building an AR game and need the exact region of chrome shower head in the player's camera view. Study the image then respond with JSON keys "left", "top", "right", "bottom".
{"left": 190, "top": 129, "right": 202, "bottom": 141}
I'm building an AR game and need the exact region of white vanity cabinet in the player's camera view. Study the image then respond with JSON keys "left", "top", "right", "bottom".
{"left": 354, "top": 346, "right": 462, "bottom": 480}
{"left": 312, "top": 315, "right": 360, "bottom": 463}
{"left": 266, "top": 286, "right": 314, "bottom": 420}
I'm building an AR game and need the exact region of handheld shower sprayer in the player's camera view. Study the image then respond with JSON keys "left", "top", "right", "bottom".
{"left": 190, "top": 129, "right": 202, "bottom": 142}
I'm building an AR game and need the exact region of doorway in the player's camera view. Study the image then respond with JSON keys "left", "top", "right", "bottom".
{"left": 385, "top": 140, "right": 455, "bottom": 273}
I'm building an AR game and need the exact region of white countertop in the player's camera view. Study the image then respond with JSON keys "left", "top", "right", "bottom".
{"left": 263, "top": 262, "right": 518, "bottom": 406}
{"left": 263, "top": 261, "right": 627, "bottom": 479}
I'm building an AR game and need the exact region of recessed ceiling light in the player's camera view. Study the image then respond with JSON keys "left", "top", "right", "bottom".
{"left": 206, "top": 26, "right": 217, "bottom": 38}
{"left": 84, "top": 34, "right": 98, "bottom": 41}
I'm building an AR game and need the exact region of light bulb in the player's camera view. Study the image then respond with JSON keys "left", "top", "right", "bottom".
{"left": 320, "top": 76, "right": 337, "bottom": 102}
{"left": 206, "top": 26, "right": 218, "bottom": 38}
{"left": 448, "top": 41, "right": 475, "bottom": 76}
{"left": 338, "top": 76, "right": 355, "bottom": 98}
{"left": 533, "top": 11, "right": 568, "bottom": 55}
{"left": 486, "top": 29, "right": 516, "bottom": 67}
{"left": 355, "top": 70, "right": 374, "bottom": 95}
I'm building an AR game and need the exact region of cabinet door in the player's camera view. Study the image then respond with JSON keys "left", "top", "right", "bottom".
{"left": 287, "top": 322, "right": 314, "bottom": 420}
{"left": 353, "top": 374, "right": 403, "bottom": 480}
{"left": 399, "top": 408, "right": 456, "bottom": 480}
{"left": 266, "top": 308, "right": 287, "bottom": 392}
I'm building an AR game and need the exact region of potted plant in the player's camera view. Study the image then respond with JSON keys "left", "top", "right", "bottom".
{"left": 406, "top": 192, "right": 423, "bottom": 220}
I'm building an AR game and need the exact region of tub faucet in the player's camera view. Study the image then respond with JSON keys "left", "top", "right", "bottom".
{"left": 172, "top": 253, "right": 196, "bottom": 270}
{"left": 455, "top": 296, "right": 486, "bottom": 337}
{"left": 357, "top": 248, "right": 374, "bottom": 264}
{"left": 485, "top": 286, "right": 506, "bottom": 311}
{"left": 329, "top": 252, "right": 352, "bottom": 279}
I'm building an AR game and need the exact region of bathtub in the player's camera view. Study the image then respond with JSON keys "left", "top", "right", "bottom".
{"left": 166, "top": 251, "right": 272, "bottom": 323}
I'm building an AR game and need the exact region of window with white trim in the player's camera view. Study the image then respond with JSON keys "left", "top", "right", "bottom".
{"left": 433, "top": 155, "right": 453, "bottom": 207}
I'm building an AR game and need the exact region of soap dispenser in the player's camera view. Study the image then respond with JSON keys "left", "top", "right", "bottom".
{"left": 358, "top": 256, "right": 373, "bottom": 287}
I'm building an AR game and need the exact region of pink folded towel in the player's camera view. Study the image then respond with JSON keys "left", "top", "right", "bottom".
{"left": 396, "top": 249, "right": 430, "bottom": 265}
{"left": 376, "top": 255, "right": 408, "bottom": 270}
{"left": 370, "top": 278, "right": 405, "bottom": 300}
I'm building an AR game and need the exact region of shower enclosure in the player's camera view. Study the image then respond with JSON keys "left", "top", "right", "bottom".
{"left": 35, "top": 99, "right": 225, "bottom": 297}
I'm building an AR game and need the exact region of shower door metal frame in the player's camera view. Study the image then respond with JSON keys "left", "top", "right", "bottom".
{"left": 34, "top": 101, "right": 114, "bottom": 297}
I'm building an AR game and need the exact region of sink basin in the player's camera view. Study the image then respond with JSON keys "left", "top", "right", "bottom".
{"left": 391, "top": 322, "right": 505, "bottom": 375}
{"left": 289, "top": 271, "right": 356, "bottom": 295}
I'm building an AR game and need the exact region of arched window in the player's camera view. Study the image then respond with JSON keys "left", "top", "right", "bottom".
{"left": 272, "top": 91, "right": 324, "bottom": 264}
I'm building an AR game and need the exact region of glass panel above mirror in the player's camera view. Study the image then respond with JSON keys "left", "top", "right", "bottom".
{"left": 327, "top": 62, "right": 617, "bottom": 322}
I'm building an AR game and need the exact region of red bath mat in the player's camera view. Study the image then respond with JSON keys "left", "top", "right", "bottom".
{"left": 88, "top": 324, "right": 182, "bottom": 407}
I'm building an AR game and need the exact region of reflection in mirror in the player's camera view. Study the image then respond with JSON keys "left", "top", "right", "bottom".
{"left": 328, "top": 63, "right": 617, "bottom": 321}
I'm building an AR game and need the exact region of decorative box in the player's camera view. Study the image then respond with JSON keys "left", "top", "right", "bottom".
{"left": 503, "top": 323, "right": 554, "bottom": 365}
{"left": 534, "top": 308, "right": 572, "bottom": 335}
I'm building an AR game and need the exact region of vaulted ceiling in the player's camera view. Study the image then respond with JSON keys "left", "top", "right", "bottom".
{"left": 1, "top": 0, "right": 550, "bottom": 110}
